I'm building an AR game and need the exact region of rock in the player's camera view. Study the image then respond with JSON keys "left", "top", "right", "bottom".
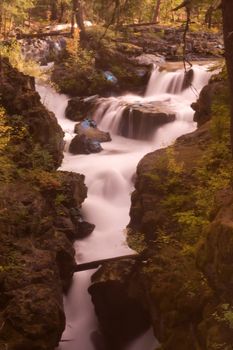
{"left": 182, "top": 69, "right": 194, "bottom": 90}
{"left": 65, "top": 95, "right": 99, "bottom": 121}
{"left": 103, "top": 71, "right": 118, "bottom": 84}
{"left": 0, "top": 171, "right": 88, "bottom": 349}
{"left": 70, "top": 118, "right": 111, "bottom": 154}
{"left": 21, "top": 37, "right": 67, "bottom": 64}
{"left": 0, "top": 60, "right": 90, "bottom": 350}
{"left": 132, "top": 53, "right": 165, "bottom": 66}
{"left": 69, "top": 134, "right": 103, "bottom": 154}
{"left": 118, "top": 101, "right": 175, "bottom": 140}
{"left": 191, "top": 80, "right": 226, "bottom": 127}
{"left": 89, "top": 260, "right": 151, "bottom": 350}
{"left": 74, "top": 119, "right": 111, "bottom": 143}
{"left": 78, "top": 220, "right": 95, "bottom": 237}
{"left": 0, "top": 58, "right": 64, "bottom": 167}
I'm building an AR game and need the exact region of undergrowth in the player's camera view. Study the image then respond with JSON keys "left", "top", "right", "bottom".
{"left": 0, "top": 40, "right": 42, "bottom": 77}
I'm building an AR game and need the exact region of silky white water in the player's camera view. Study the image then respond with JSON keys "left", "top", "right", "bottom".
{"left": 37, "top": 62, "right": 213, "bottom": 350}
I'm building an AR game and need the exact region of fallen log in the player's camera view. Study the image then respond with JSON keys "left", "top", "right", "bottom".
{"left": 74, "top": 253, "right": 139, "bottom": 272}
{"left": 16, "top": 31, "right": 72, "bottom": 39}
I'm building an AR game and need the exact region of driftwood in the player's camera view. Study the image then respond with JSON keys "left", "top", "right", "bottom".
{"left": 74, "top": 253, "right": 139, "bottom": 272}
{"left": 16, "top": 31, "right": 72, "bottom": 39}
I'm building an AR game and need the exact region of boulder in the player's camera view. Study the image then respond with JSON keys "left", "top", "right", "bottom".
{"left": 131, "top": 53, "right": 165, "bottom": 66}
{"left": 191, "top": 80, "right": 226, "bottom": 127}
{"left": 89, "top": 260, "right": 151, "bottom": 350}
{"left": 118, "top": 101, "right": 175, "bottom": 139}
{"left": 69, "top": 134, "right": 103, "bottom": 154}
{"left": 65, "top": 95, "right": 99, "bottom": 121}
{"left": 74, "top": 119, "right": 111, "bottom": 143}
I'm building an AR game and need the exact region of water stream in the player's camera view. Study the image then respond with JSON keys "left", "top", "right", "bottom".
{"left": 37, "top": 62, "right": 213, "bottom": 350}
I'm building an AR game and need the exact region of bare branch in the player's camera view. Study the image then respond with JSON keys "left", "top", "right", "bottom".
{"left": 172, "top": 0, "right": 191, "bottom": 12}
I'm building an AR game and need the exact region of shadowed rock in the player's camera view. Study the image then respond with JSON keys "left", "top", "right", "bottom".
{"left": 65, "top": 95, "right": 99, "bottom": 121}
{"left": 119, "top": 101, "right": 175, "bottom": 139}
{"left": 69, "top": 134, "right": 103, "bottom": 154}
{"left": 89, "top": 260, "right": 151, "bottom": 350}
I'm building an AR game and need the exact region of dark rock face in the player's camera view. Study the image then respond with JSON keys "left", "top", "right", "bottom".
{"left": 0, "top": 173, "right": 87, "bottom": 350}
{"left": 126, "top": 121, "right": 233, "bottom": 350}
{"left": 89, "top": 260, "right": 151, "bottom": 350}
{"left": 191, "top": 80, "right": 226, "bottom": 127}
{"left": 0, "top": 60, "right": 89, "bottom": 350}
{"left": 119, "top": 102, "right": 175, "bottom": 140}
{"left": 65, "top": 95, "right": 99, "bottom": 121}
{"left": 0, "top": 58, "right": 64, "bottom": 167}
{"left": 122, "top": 25, "right": 223, "bottom": 61}
{"left": 182, "top": 69, "right": 194, "bottom": 90}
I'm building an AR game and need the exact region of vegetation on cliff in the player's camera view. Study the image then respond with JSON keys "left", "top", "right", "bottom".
{"left": 124, "top": 68, "right": 233, "bottom": 350}
{"left": 0, "top": 58, "right": 88, "bottom": 350}
{"left": 1, "top": 1, "right": 233, "bottom": 350}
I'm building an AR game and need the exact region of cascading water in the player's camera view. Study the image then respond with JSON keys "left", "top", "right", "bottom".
{"left": 36, "top": 61, "right": 214, "bottom": 350}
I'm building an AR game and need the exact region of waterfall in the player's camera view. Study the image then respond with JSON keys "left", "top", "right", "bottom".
{"left": 36, "top": 60, "right": 215, "bottom": 350}
{"left": 91, "top": 64, "right": 212, "bottom": 141}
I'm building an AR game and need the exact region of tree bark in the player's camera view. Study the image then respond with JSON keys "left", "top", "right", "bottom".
{"left": 72, "top": 0, "right": 86, "bottom": 42}
{"left": 50, "top": 0, "right": 58, "bottom": 21}
{"left": 152, "top": 0, "right": 161, "bottom": 23}
{"left": 222, "top": 0, "right": 233, "bottom": 155}
{"left": 205, "top": 6, "right": 213, "bottom": 28}
{"left": 59, "top": 1, "right": 65, "bottom": 23}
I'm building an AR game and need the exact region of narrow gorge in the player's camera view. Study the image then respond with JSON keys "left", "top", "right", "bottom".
{"left": 35, "top": 61, "right": 214, "bottom": 350}
{"left": 1, "top": 2, "right": 233, "bottom": 349}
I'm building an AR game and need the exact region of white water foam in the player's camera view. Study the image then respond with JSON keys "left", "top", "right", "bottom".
{"left": 36, "top": 61, "right": 214, "bottom": 350}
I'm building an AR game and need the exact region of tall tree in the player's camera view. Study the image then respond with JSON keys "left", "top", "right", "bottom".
{"left": 71, "top": 0, "right": 86, "bottom": 42}
{"left": 50, "top": 0, "right": 58, "bottom": 20}
{"left": 222, "top": 0, "right": 233, "bottom": 154}
{"left": 152, "top": 0, "right": 162, "bottom": 23}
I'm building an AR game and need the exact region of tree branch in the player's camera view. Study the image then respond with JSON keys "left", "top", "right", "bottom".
{"left": 172, "top": 0, "right": 191, "bottom": 12}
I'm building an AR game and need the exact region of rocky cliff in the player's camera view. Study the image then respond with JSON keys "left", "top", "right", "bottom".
{"left": 0, "top": 59, "right": 87, "bottom": 350}
{"left": 90, "top": 71, "right": 233, "bottom": 350}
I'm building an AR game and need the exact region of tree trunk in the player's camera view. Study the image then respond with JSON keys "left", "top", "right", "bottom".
{"left": 50, "top": 0, "right": 58, "bottom": 21}
{"left": 222, "top": 0, "right": 233, "bottom": 155}
{"left": 152, "top": 0, "right": 161, "bottom": 23}
{"left": 205, "top": 6, "right": 213, "bottom": 29}
{"left": 59, "top": 1, "right": 65, "bottom": 23}
{"left": 72, "top": 0, "right": 86, "bottom": 42}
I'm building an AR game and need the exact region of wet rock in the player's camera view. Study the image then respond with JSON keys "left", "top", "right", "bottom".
{"left": 182, "top": 69, "right": 194, "bottom": 90}
{"left": 74, "top": 119, "right": 111, "bottom": 143}
{"left": 78, "top": 220, "right": 95, "bottom": 238}
{"left": 89, "top": 260, "right": 151, "bottom": 350}
{"left": 119, "top": 101, "right": 175, "bottom": 140}
{"left": 65, "top": 95, "right": 99, "bottom": 121}
{"left": 103, "top": 71, "right": 118, "bottom": 84}
{"left": 69, "top": 134, "right": 103, "bottom": 154}
{"left": 191, "top": 80, "right": 226, "bottom": 127}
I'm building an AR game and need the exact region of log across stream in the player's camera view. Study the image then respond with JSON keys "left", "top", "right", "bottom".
{"left": 37, "top": 61, "right": 214, "bottom": 350}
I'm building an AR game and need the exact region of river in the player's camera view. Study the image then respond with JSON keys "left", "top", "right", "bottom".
{"left": 36, "top": 61, "right": 213, "bottom": 350}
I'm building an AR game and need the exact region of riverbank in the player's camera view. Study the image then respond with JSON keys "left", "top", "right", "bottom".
{"left": 51, "top": 24, "right": 223, "bottom": 97}
{"left": 90, "top": 67, "right": 233, "bottom": 350}
{"left": 0, "top": 58, "right": 89, "bottom": 350}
